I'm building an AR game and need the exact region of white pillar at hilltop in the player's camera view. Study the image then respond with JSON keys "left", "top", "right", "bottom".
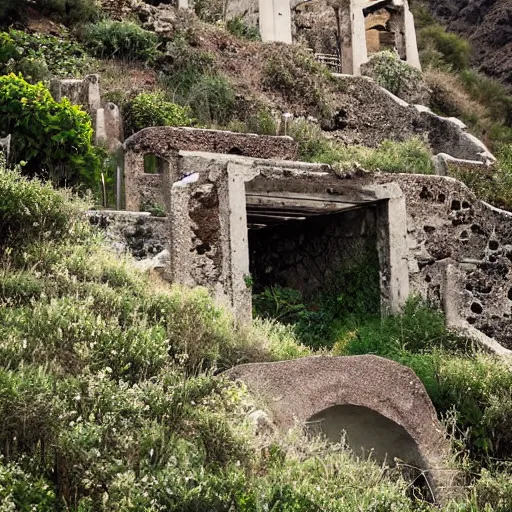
{"left": 259, "top": 0, "right": 293, "bottom": 43}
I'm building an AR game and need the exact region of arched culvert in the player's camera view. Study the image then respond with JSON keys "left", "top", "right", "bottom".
{"left": 225, "top": 355, "right": 456, "bottom": 503}
{"left": 307, "top": 404, "right": 424, "bottom": 467}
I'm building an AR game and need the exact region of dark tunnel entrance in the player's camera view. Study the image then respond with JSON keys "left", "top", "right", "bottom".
{"left": 247, "top": 193, "right": 382, "bottom": 330}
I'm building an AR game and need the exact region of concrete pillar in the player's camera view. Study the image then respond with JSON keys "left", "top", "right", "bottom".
{"left": 351, "top": 0, "right": 368, "bottom": 75}
{"left": 178, "top": 0, "right": 189, "bottom": 8}
{"left": 124, "top": 151, "right": 144, "bottom": 211}
{"left": 340, "top": 0, "right": 368, "bottom": 75}
{"left": 373, "top": 184, "right": 409, "bottom": 314}
{"left": 259, "top": 0, "right": 292, "bottom": 44}
{"left": 403, "top": 0, "right": 421, "bottom": 70}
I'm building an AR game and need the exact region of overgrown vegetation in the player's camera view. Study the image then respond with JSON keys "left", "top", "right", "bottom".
{"left": 254, "top": 241, "right": 381, "bottom": 349}
{"left": 160, "top": 37, "right": 237, "bottom": 126}
{"left": 125, "top": 91, "right": 194, "bottom": 135}
{"left": 449, "top": 144, "right": 512, "bottom": 211}
{"left": 0, "top": 30, "right": 87, "bottom": 82}
{"left": 262, "top": 46, "right": 333, "bottom": 121}
{"left": 413, "top": 2, "right": 512, "bottom": 148}
{"left": 0, "top": 162, "right": 456, "bottom": 511}
{"left": 361, "top": 50, "right": 428, "bottom": 104}
{"left": 290, "top": 119, "right": 435, "bottom": 173}
{"left": 37, "top": 0, "right": 100, "bottom": 26}
{"left": 0, "top": 74, "right": 101, "bottom": 187}
{"left": 226, "top": 17, "right": 261, "bottom": 41}
{"left": 82, "top": 20, "right": 161, "bottom": 63}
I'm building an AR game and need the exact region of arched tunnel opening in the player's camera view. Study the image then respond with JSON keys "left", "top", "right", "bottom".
{"left": 307, "top": 404, "right": 434, "bottom": 501}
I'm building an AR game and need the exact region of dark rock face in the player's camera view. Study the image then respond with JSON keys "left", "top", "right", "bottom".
{"left": 427, "top": 0, "right": 512, "bottom": 88}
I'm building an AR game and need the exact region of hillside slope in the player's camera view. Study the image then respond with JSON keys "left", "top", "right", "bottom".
{"left": 426, "top": 0, "right": 512, "bottom": 88}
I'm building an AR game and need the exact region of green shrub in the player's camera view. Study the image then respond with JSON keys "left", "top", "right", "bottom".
{"left": 37, "top": 0, "right": 99, "bottom": 25}
{"left": 226, "top": 17, "right": 261, "bottom": 41}
{"left": 126, "top": 92, "right": 194, "bottom": 135}
{"left": 0, "top": 30, "right": 87, "bottom": 81}
{"left": 186, "top": 74, "right": 236, "bottom": 126}
{"left": 263, "top": 49, "right": 332, "bottom": 120}
{"left": 0, "top": 164, "right": 88, "bottom": 251}
{"left": 475, "top": 469, "right": 512, "bottom": 512}
{"left": 289, "top": 120, "right": 434, "bottom": 173}
{"left": 82, "top": 21, "right": 161, "bottom": 63}
{"left": 361, "top": 50, "right": 429, "bottom": 104}
{"left": 0, "top": 457, "right": 56, "bottom": 510}
{"left": 449, "top": 145, "right": 512, "bottom": 211}
{"left": 418, "top": 25, "right": 472, "bottom": 71}
{"left": 246, "top": 109, "right": 278, "bottom": 135}
{"left": 0, "top": 74, "right": 101, "bottom": 187}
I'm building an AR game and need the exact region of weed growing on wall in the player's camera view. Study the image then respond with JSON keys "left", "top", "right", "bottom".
{"left": 289, "top": 119, "right": 434, "bottom": 173}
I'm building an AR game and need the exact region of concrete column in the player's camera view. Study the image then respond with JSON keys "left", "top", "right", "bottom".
{"left": 124, "top": 151, "right": 144, "bottom": 211}
{"left": 259, "top": 0, "right": 292, "bottom": 44}
{"left": 224, "top": 163, "right": 255, "bottom": 325}
{"left": 351, "top": 0, "right": 368, "bottom": 75}
{"left": 373, "top": 184, "right": 409, "bottom": 314}
{"left": 178, "top": 0, "right": 189, "bottom": 8}
{"left": 404, "top": 0, "right": 421, "bottom": 70}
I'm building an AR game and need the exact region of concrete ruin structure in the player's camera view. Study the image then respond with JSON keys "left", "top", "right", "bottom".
{"left": 217, "top": 0, "right": 421, "bottom": 75}
{"left": 50, "top": 75, "right": 123, "bottom": 154}
{"left": 226, "top": 355, "right": 455, "bottom": 500}
{"left": 89, "top": 125, "right": 512, "bottom": 357}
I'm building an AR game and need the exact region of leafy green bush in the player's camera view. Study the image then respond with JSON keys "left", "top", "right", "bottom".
{"left": 37, "top": 0, "right": 99, "bottom": 25}
{"left": 0, "top": 74, "right": 101, "bottom": 187}
{"left": 82, "top": 20, "right": 161, "bottom": 63}
{"left": 475, "top": 469, "right": 512, "bottom": 512}
{"left": 194, "top": 0, "right": 224, "bottom": 23}
{"left": 361, "top": 50, "right": 429, "bottom": 104}
{"left": 186, "top": 74, "right": 236, "bottom": 126}
{"left": 0, "top": 457, "right": 56, "bottom": 510}
{"left": 125, "top": 92, "right": 193, "bottom": 135}
{"left": 226, "top": 17, "right": 261, "bottom": 41}
{"left": 418, "top": 25, "right": 472, "bottom": 71}
{"left": 0, "top": 30, "right": 87, "bottom": 81}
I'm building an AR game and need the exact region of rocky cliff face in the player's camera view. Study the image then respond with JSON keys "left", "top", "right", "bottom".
{"left": 427, "top": 0, "right": 512, "bottom": 88}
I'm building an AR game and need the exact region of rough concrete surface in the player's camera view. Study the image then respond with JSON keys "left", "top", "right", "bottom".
{"left": 225, "top": 355, "right": 454, "bottom": 500}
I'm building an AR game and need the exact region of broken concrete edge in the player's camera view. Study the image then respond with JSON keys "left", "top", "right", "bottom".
{"left": 223, "top": 355, "right": 458, "bottom": 503}
{"left": 332, "top": 75, "right": 495, "bottom": 163}
{"left": 432, "top": 153, "right": 485, "bottom": 176}
{"left": 444, "top": 265, "right": 512, "bottom": 363}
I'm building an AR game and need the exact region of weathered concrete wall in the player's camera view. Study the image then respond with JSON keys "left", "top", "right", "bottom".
{"left": 249, "top": 207, "right": 378, "bottom": 297}
{"left": 88, "top": 210, "right": 169, "bottom": 259}
{"left": 365, "top": 172, "right": 512, "bottom": 352}
{"left": 123, "top": 127, "right": 298, "bottom": 212}
{"left": 225, "top": 355, "right": 455, "bottom": 501}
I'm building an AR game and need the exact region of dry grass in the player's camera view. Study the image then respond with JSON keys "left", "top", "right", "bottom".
{"left": 424, "top": 69, "right": 488, "bottom": 122}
